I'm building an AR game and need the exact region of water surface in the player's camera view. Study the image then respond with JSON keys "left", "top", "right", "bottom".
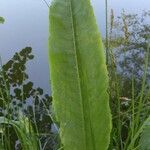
{"left": 0, "top": 0, "right": 149, "bottom": 93}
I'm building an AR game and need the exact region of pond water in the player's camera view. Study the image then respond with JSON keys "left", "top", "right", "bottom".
{"left": 0, "top": 0, "right": 149, "bottom": 94}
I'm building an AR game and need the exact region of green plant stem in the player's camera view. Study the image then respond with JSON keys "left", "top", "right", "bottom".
{"left": 135, "top": 42, "right": 149, "bottom": 131}
{"left": 105, "top": 0, "right": 109, "bottom": 64}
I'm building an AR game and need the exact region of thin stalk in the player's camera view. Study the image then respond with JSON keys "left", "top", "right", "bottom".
{"left": 41, "top": 0, "right": 50, "bottom": 8}
{"left": 32, "top": 97, "right": 42, "bottom": 149}
{"left": 105, "top": 0, "right": 109, "bottom": 64}
{"left": 135, "top": 42, "right": 149, "bottom": 131}
{"left": 131, "top": 73, "right": 135, "bottom": 139}
{"left": 123, "top": 74, "right": 136, "bottom": 149}
{"left": 107, "top": 8, "right": 123, "bottom": 149}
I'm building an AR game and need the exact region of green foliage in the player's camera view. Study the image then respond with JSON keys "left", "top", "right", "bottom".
{"left": 0, "top": 47, "right": 56, "bottom": 149}
{"left": 107, "top": 10, "right": 150, "bottom": 94}
{"left": 0, "top": 17, "right": 5, "bottom": 24}
{"left": 0, "top": 115, "right": 39, "bottom": 150}
{"left": 140, "top": 116, "right": 150, "bottom": 150}
{"left": 106, "top": 10, "right": 150, "bottom": 150}
{"left": 49, "top": 0, "right": 112, "bottom": 150}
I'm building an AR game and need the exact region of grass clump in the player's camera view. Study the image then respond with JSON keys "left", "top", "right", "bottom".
{"left": 105, "top": 8, "right": 150, "bottom": 150}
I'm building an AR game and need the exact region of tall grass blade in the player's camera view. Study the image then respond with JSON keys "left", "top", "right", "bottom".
{"left": 0, "top": 115, "right": 39, "bottom": 150}
{"left": 127, "top": 117, "right": 150, "bottom": 150}
{"left": 49, "top": 0, "right": 112, "bottom": 149}
{"left": 139, "top": 116, "right": 150, "bottom": 150}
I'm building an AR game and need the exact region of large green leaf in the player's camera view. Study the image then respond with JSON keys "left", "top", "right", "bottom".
{"left": 49, "top": 0, "right": 112, "bottom": 150}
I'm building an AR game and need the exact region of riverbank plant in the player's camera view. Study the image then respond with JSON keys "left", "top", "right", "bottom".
{"left": 48, "top": 0, "right": 112, "bottom": 149}
{"left": 0, "top": 0, "right": 149, "bottom": 150}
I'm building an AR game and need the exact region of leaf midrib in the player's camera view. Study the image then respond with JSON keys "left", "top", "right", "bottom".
{"left": 69, "top": 0, "right": 95, "bottom": 149}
